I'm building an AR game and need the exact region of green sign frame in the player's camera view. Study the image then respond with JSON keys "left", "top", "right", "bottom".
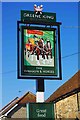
{"left": 21, "top": 10, "right": 56, "bottom": 23}
{"left": 21, "top": 26, "right": 57, "bottom": 77}
{"left": 17, "top": 20, "right": 62, "bottom": 80}
{"left": 26, "top": 103, "right": 54, "bottom": 120}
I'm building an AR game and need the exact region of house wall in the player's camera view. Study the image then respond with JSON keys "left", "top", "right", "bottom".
{"left": 77, "top": 92, "right": 80, "bottom": 118}
{"left": 55, "top": 92, "right": 80, "bottom": 119}
{"left": 6, "top": 92, "right": 80, "bottom": 119}
{"left": 78, "top": 92, "right": 80, "bottom": 111}
{"left": 7, "top": 105, "right": 26, "bottom": 118}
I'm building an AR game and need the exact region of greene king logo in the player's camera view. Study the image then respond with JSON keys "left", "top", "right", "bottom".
{"left": 34, "top": 4, "right": 43, "bottom": 15}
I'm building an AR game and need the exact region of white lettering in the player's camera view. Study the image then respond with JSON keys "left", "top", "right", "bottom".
{"left": 36, "top": 109, "right": 46, "bottom": 113}
{"left": 38, "top": 113, "right": 46, "bottom": 117}
{"left": 23, "top": 13, "right": 54, "bottom": 20}
{"left": 24, "top": 70, "right": 39, "bottom": 73}
{"left": 36, "top": 109, "right": 47, "bottom": 118}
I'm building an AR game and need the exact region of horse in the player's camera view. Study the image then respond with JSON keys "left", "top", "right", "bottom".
{"left": 36, "top": 38, "right": 45, "bottom": 60}
{"left": 25, "top": 38, "right": 37, "bottom": 57}
{"left": 44, "top": 41, "right": 52, "bottom": 59}
{"left": 24, "top": 37, "right": 52, "bottom": 65}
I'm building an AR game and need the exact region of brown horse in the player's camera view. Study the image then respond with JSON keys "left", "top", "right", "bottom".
{"left": 44, "top": 41, "right": 52, "bottom": 59}
{"left": 25, "top": 38, "right": 37, "bottom": 57}
{"left": 36, "top": 38, "right": 45, "bottom": 60}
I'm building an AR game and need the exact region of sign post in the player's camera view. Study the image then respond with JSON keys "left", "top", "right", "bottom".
{"left": 36, "top": 78, "right": 44, "bottom": 102}
{"left": 17, "top": 4, "right": 62, "bottom": 119}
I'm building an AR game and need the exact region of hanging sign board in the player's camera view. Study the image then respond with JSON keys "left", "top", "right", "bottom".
{"left": 26, "top": 103, "right": 54, "bottom": 120}
{"left": 21, "top": 26, "right": 57, "bottom": 77}
{"left": 21, "top": 10, "right": 56, "bottom": 23}
{"left": 17, "top": 6, "right": 62, "bottom": 79}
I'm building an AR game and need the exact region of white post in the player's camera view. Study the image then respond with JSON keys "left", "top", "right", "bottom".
{"left": 36, "top": 92, "right": 44, "bottom": 103}
{"left": 36, "top": 79, "right": 44, "bottom": 103}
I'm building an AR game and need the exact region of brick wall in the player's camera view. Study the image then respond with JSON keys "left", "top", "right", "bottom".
{"left": 55, "top": 92, "right": 80, "bottom": 119}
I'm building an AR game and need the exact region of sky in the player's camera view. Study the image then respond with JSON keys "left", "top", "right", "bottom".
{"left": 1, "top": 2, "right": 79, "bottom": 109}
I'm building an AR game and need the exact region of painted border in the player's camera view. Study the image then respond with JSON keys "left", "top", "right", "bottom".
{"left": 17, "top": 21, "right": 62, "bottom": 80}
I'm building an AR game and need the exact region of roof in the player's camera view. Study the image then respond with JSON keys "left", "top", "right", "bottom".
{"left": 46, "top": 70, "right": 80, "bottom": 102}
{"left": 0, "top": 97, "right": 18, "bottom": 112}
{"left": 0, "top": 91, "right": 36, "bottom": 116}
{"left": 17, "top": 91, "right": 36, "bottom": 104}
{"left": 0, "top": 98, "right": 19, "bottom": 116}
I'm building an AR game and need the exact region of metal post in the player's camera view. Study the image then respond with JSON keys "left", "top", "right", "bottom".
{"left": 57, "top": 25, "right": 62, "bottom": 80}
{"left": 36, "top": 78, "right": 44, "bottom": 103}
